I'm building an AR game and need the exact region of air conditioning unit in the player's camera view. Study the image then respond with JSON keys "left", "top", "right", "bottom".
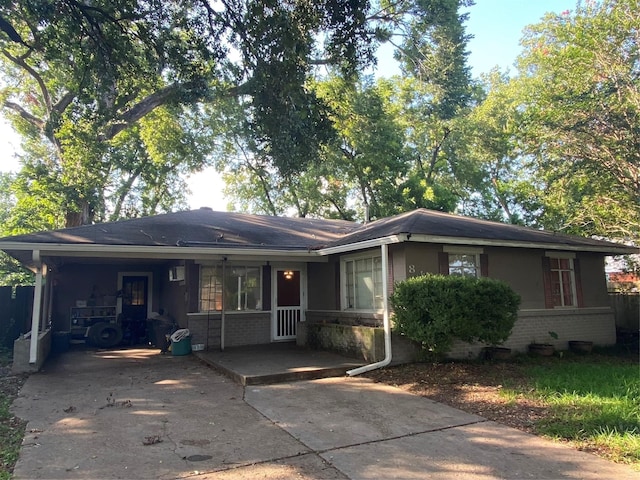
{"left": 169, "top": 266, "right": 185, "bottom": 282}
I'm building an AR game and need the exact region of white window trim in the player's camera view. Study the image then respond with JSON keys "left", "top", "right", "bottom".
{"left": 545, "top": 253, "right": 578, "bottom": 307}
{"left": 340, "top": 251, "right": 383, "bottom": 312}
{"left": 199, "top": 263, "right": 264, "bottom": 313}
{"left": 443, "top": 245, "right": 484, "bottom": 255}
{"left": 447, "top": 252, "right": 481, "bottom": 278}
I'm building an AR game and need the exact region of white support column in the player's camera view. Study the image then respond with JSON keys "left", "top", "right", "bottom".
{"left": 29, "top": 264, "right": 44, "bottom": 364}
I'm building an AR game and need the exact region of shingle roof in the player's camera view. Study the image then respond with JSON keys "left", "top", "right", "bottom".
{"left": 0, "top": 207, "right": 635, "bottom": 255}
{"left": 1, "top": 208, "right": 358, "bottom": 250}
{"left": 323, "top": 208, "right": 634, "bottom": 252}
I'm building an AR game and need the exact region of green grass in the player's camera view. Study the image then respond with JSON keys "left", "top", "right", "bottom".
{"left": 505, "top": 354, "right": 640, "bottom": 465}
{"left": 0, "top": 395, "right": 24, "bottom": 480}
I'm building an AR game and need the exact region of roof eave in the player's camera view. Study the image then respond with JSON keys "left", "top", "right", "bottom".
{"left": 317, "top": 235, "right": 407, "bottom": 255}
{"left": 406, "top": 234, "right": 638, "bottom": 255}
{"left": 0, "top": 242, "right": 326, "bottom": 261}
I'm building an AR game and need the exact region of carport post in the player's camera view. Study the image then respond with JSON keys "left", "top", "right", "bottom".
{"left": 221, "top": 258, "right": 226, "bottom": 350}
{"left": 347, "top": 242, "right": 392, "bottom": 376}
{"left": 29, "top": 260, "right": 44, "bottom": 364}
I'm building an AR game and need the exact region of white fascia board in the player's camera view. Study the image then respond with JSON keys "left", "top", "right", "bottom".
{"left": 407, "top": 234, "right": 637, "bottom": 255}
{"left": 317, "top": 235, "right": 406, "bottom": 256}
{"left": 0, "top": 242, "right": 327, "bottom": 261}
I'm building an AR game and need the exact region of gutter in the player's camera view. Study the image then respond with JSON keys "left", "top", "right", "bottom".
{"left": 347, "top": 243, "right": 392, "bottom": 376}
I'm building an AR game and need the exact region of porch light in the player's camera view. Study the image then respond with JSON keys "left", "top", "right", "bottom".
{"left": 283, "top": 270, "right": 294, "bottom": 280}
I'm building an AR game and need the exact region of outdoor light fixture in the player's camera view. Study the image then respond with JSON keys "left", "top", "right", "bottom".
{"left": 283, "top": 270, "right": 294, "bottom": 280}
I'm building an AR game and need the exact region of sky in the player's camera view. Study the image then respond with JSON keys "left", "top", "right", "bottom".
{"left": 0, "top": 0, "right": 575, "bottom": 211}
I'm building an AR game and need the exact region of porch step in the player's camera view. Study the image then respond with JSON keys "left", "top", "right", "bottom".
{"left": 192, "top": 345, "right": 364, "bottom": 386}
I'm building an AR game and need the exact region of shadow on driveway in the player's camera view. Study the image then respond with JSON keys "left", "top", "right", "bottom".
{"left": 11, "top": 348, "right": 639, "bottom": 479}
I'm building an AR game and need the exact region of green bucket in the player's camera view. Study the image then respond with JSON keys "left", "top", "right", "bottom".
{"left": 171, "top": 336, "right": 192, "bottom": 356}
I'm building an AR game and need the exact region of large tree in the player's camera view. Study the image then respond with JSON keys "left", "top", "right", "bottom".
{"left": 0, "top": 0, "right": 385, "bottom": 226}
{"left": 218, "top": 0, "right": 475, "bottom": 219}
{"left": 513, "top": 0, "right": 639, "bottom": 239}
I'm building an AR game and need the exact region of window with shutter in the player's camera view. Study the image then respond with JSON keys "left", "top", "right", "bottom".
{"left": 542, "top": 253, "right": 583, "bottom": 308}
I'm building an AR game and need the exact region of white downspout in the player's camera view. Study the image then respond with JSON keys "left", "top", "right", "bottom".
{"left": 29, "top": 259, "right": 44, "bottom": 364}
{"left": 347, "top": 243, "right": 392, "bottom": 376}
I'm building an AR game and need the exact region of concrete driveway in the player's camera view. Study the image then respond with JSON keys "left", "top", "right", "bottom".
{"left": 11, "top": 348, "right": 638, "bottom": 479}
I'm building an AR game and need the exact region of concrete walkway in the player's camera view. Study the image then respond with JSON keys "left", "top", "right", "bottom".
{"left": 11, "top": 348, "right": 639, "bottom": 479}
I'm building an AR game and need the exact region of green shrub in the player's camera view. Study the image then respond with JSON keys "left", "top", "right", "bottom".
{"left": 391, "top": 274, "right": 521, "bottom": 356}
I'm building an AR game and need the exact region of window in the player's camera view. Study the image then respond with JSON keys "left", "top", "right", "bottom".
{"left": 343, "top": 254, "right": 383, "bottom": 310}
{"left": 547, "top": 256, "right": 576, "bottom": 307}
{"left": 448, "top": 253, "right": 480, "bottom": 277}
{"left": 200, "top": 266, "right": 223, "bottom": 311}
{"left": 200, "top": 265, "right": 262, "bottom": 312}
{"left": 440, "top": 247, "right": 486, "bottom": 277}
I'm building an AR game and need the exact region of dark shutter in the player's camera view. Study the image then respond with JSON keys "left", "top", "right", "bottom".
{"left": 480, "top": 254, "right": 489, "bottom": 277}
{"left": 438, "top": 252, "right": 450, "bottom": 275}
{"left": 573, "top": 258, "right": 584, "bottom": 307}
{"left": 541, "top": 256, "right": 554, "bottom": 309}
{"left": 186, "top": 261, "right": 200, "bottom": 313}
{"left": 262, "top": 265, "right": 271, "bottom": 311}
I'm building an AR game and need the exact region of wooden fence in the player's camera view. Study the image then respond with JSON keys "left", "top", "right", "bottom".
{"left": 0, "top": 286, "right": 35, "bottom": 349}
{"left": 609, "top": 292, "right": 639, "bottom": 330}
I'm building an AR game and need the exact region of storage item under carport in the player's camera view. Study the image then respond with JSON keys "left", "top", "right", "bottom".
{"left": 147, "top": 316, "right": 175, "bottom": 353}
{"left": 170, "top": 329, "right": 191, "bottom": 356}
{"left": 88, "top": 322, "right": 123, "bottom": 348}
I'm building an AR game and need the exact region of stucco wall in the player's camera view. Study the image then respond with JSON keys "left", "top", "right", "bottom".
{"left": 307, "top": 261, "right": 338, "bottom": 310}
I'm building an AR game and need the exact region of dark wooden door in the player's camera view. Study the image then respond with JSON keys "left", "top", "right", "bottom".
{"left": 121, "top": 276, "right": 148, "bottom": 344}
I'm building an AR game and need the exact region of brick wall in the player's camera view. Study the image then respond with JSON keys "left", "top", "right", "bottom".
{"left": 447, "top": 307, "right": 617, "bottom": 359}
{"left": 224, "top": 313, "right": 271, "bottom": 347}
{"left": 186, "top": 313, "right": 221, "bottom": 349}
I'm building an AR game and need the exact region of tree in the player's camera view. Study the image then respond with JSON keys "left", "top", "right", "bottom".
{"left": 0, "top": 0, "right": 382, "bottom": 226}
{"left": 0, "top": 172, "right": 33, "bottom": 285}
{"left": 513, "top": 0, "right": 640, "bottom": 239}
{"left": 457, "top": 69, "right": 544, "bottom": 225}
{"left": 219, "top": 0, "right": 476, "bottom": 219}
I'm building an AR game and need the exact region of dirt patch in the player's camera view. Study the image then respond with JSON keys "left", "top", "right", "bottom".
{"left": 365, "top": 361, "right": 550, "bottom": 434}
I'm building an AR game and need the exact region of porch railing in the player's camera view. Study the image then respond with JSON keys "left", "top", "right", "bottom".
{"left": 275, "top": 307, "right": 301, "bottom": 339}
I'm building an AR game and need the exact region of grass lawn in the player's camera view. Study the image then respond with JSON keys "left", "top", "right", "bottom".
{"left": 503, "top": 351, "right": 640, "bottom": 465}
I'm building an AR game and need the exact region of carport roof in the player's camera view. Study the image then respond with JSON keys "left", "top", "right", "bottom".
{"left": 0, "top": 207, "right": 358, "bottom": 250}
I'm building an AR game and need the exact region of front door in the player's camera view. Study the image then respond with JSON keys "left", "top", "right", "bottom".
{"left": 272, "top": 268, "right": 303, "bottom": 341}
{"left": 120, "top": 275, "right": 148, "bottom": 344}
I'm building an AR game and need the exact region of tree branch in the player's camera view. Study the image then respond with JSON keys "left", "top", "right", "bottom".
{"left": 2, "top": 49, "right": 52, "bottom": 111}
{"left": 3, "top": 101, "right": 45, "bottom": 129}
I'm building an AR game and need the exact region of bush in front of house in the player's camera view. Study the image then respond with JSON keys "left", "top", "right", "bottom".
{"left": 390, "top": 274, "right": 521, "bottom": 357}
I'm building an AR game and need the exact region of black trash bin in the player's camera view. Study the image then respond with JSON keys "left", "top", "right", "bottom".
{"left": 147, "top": 316, "right": 174, "bottom": 353}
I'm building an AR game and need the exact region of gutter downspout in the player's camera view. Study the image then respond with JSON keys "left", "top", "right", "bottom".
{"left": 347, "top": 243, "right": 392, "bottom": 376}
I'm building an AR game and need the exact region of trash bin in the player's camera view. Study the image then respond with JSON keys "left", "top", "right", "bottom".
{"left": 148, "top": 318, "right": 174, "bottom": 353}
{"left": 170, "top": 329, "right": 191, "bottom": 356}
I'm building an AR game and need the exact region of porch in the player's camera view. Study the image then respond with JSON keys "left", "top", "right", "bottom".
{"left": 194, "top": 343, "right": 365, "bottom": 385}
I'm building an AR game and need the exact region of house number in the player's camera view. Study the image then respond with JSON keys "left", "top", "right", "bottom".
{"left": 408, "top": 264, "right": 425, "bottom": 277}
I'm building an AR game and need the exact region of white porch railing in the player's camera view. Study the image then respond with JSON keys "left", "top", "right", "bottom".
{"left": 275, "top": 307, "right": 301, "bottom": 340}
